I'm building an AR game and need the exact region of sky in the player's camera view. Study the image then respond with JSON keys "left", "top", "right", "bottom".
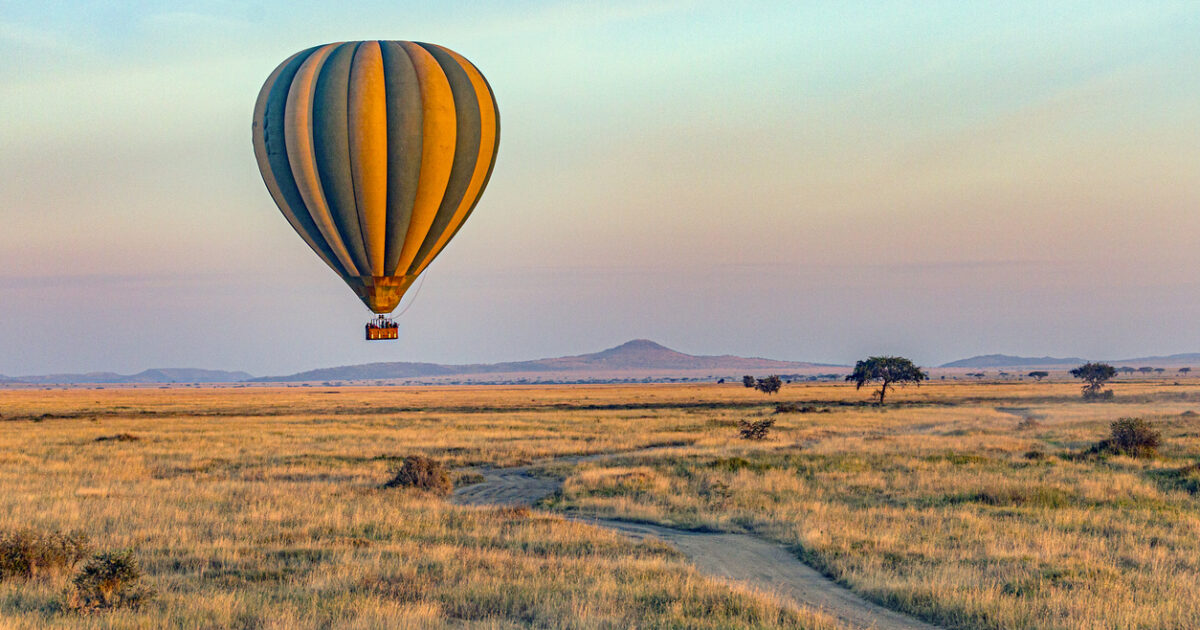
{"left": 2, "top": 1, "right": 1199, "bottom": 376}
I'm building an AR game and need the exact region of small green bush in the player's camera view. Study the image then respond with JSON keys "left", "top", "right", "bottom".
{"left": 1107, "top": 418, "right": 1160, "bottom": 457}
{"left": 64, "top": 550, "right": 154, "bottom": 611}
{"left": 384, "top": 455, "right": 453, "bottom": 496}
{"left": 1083, "top": 418, "right": 1161, "bottom": 458}
{"left": 0, "top": 529, "right": 91, "bottom": 580}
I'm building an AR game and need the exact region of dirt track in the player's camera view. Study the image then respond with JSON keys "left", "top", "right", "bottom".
{"left": 452, "top": 458, "right": 941, "bottom": 630}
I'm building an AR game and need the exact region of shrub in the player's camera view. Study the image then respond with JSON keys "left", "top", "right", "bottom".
{"left": 384, "top": 455, "right": 453, "bottom": 496}
{"left": 737, "top": 418, "right": 775, "bottom": 440}
{"left": 95, "top": 433, "right": 139, "bottom": 442}
{"left": 0, "top": 529, "right": 91, "bottom": 580}
{"left": 775, "top": 403, "right": 824, "bottom": 414}
{"left": 1106, "top": 418, "right": 1160, "bottom": 457}
{"left": 742, "top": 375, "right": 755, "bottom": 388}
{"left": 64, "top": 550, "right": 154, "bottom": 611}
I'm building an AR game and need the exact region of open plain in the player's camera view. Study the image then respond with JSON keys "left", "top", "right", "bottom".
{"left": 1, "top": 379, "right": 1198, "bottom": 628}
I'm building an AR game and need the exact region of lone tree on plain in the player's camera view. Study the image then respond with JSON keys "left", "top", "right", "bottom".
{"left": 1070, "top": 362, "right": 1116, "bottom": 400}
{"left": 1118, "top": 366, "right": 1136, "bottom": 376}
{"left": 1138, "top": 367, "right": 1154, "bottom": 375}
{"left": 846, "top": 356, "right": 927, "bottom": 404}
{"left": 742, "top": 375, "right": 756, "bottom": 388}
{"left": 755, "top": 375, "right": 782, "bottom": 395}
{"left": 1180, "top": 367, "right": 1192, "bottom": 375}
{"left": 1028, "top": 371, "right": 1049, "bottom": 381}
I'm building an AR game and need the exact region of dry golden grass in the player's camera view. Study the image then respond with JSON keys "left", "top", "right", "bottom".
{"left": 0, "top": 384, "right": 842, "bottom": 629}
{"left": 2, "top": 378, "right": 1198, "bottom": 628}
{"left": 546, "top": 382, "right": 1200, "bottom": 629}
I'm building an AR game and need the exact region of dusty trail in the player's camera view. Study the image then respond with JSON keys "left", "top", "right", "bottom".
{"left": 452, "top": 454, "right": 941, "bottom": 630}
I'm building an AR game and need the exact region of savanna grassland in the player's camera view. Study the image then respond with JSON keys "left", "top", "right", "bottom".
{"left": 1, "top": 379, "right": 1198, "bottom": 629}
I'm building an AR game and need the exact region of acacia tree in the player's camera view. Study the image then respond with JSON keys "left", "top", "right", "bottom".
{"left": 845, "top": 356, "right": 927, "bottom": 404}
{"left": 1070, "top": 362, "right": 1116, "bottom": 399}
{"left": 742, "top": 375, "right": 756, "bottom": 388}
{"left": 1180, "top": 367, "right": 1192, "bottom": 375}
{"left": 1028, "top": 371, "right": 1049, "bottom": 382}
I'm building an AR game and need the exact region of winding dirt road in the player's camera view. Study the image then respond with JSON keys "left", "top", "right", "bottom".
{"left": 452, "top": 458, "right": 941, "bottom": 630}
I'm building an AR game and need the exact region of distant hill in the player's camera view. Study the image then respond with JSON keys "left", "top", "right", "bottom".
{"left": 1112, "top": 353, "right": 1200, "bottom": 367}
{"left": 940, "top": 354, "right": 1085, "bottom": 368}
{"left": 255, "top": 339, "right": 835, "bottom": 383}
{"left": 942, "top": 352, "right": 1200, "bottom": 368}
{"left": 3, "top": 368, "right": 253, "bottom": 385}
{"left": 254, "top": 362, "right": 454, "bottom": 383}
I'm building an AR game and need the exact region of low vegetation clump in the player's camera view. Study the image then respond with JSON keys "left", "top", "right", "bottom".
{"left": 94, "top": 433, "right": 139, "bottom": 442}
{"left": 0, "top": 529, "right": 91, "bottom": 580}
{"left": 775, "top": 403, "right": 827, "bottom": 414}
{"left": 1103, "top": 418, "right": 1161, "bottom": 457}
{"left": 737, "top": 417, "right": 775, "bottom": 440}
{"left": 384, "top": 455, "right": 453, "bottom": 496}
{"left": 64, "top": 550, "right": 155, "bottom": 612}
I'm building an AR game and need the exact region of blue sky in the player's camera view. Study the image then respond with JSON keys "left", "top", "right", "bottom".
{"left": 2, "top": 1, "right": 1199, "bottom": 375}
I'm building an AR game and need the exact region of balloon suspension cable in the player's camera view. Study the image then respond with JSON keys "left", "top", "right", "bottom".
{"left": 394, "top": 272, "right": 428, "bottom": 318}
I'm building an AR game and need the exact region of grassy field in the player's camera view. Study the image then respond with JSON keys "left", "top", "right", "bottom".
{"left": 1, "top": 379, "right": 1198, "bottom": 628}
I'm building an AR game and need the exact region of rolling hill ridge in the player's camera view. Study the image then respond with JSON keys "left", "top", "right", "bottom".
{"left": 254, "top": 339, "right": 835, "bottom": 382}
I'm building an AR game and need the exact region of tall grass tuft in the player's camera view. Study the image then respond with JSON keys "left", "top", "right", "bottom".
{"left": 0, "top": 529, "right": 91, "bottom": 580}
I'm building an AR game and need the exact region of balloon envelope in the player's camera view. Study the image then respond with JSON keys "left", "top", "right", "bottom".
{"left": 252, "top": 41, "right": 499, "bottom": 313}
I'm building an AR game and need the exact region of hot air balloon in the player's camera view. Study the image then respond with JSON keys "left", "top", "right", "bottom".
{"left": 252, "top": 41, "right": 499, "bottom": 340}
